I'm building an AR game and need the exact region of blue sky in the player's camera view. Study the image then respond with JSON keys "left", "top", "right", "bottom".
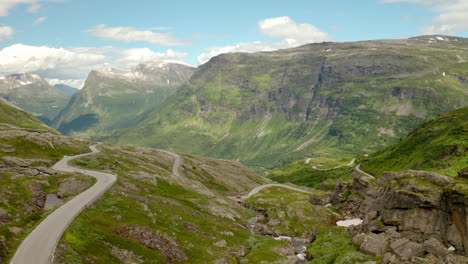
{"left": 0, "top": 0, "right": 467, "bottom": 88}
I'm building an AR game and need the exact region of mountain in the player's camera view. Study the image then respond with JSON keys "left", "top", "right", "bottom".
{"left": 267, "top": 106, "right": 468, "bottom": 188}
{"left": 52, "top": 61, "right": 196, "bottom": 139}
{"left": 361, "top": 106, "right": 468, "bottom": 177}
{"left": 0, "top": 73, "right": 71, "bottom": 124}
{"left": 54, "top": 84, "right": 80, "bottom": 95}
{"left": 112, "top": 35, "right": 468, "bottom": 172}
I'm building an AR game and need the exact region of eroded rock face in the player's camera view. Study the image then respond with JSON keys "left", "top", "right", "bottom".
{"left": 114, "top": 224, "right": 188, "bottom": 262}
{"left": 331, "top": 170, "right": 468, "bottom": 254}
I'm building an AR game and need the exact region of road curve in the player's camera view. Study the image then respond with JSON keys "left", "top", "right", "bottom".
{"left": 10, "top": 144, "right": 117, "bottom": 264}
{"left": 157, "top": 149, "right": 183, "bottom": 178}
{"left": 354, "top": 164, "right": 375, "bottom": 179}
{"left": 306, "top": 158, "right": 356, "bottom": 171}
{"left": 240, "top": 183, "right": 313, "bottom": 199}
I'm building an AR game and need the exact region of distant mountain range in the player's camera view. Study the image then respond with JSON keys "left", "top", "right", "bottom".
{"left": 2, "top": 36, "right": 467, "bottom": 172}
{"left": 52, "top": 61, "right": 196, "bottom": 138}
{"left": 0, "top": 73, "right": 70, "bottom": 124}
{"left": 110, "top": 35, "right": 468, "bottom": 171}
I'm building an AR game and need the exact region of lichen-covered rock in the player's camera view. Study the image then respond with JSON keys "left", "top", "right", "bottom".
{"left": 114, "top": 224, "right": 188, "bottom": 262}
{"left": 423, "top": 238, "right": 450, "bottom": 257}
{"left": 390, "top": 239, "right": 424, "bottom": 259}
{"left": 58, "top": 177, "right": 93, "bottom": 198}
{"left": 214, "top": 240, "right": 227, "bottom": 248}
{"left": 359, "top": 233, "right": 388, "bottom": 256}
{"left": 382, "top": 252, "right": 403, "bottom": 264}
{"left": 352, "top": 233, "right": 366, "bottom": 246}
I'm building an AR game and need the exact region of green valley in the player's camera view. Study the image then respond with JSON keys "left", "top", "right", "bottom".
{"left": 112, "top": 36, "right": 468, "bottom": 172}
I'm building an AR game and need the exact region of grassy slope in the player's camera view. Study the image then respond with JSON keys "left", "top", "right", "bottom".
{"left": 113, "top": 37, "right": 468, "bottom": 173}
{"left": 52, "top": 144, "right": 374, "bottom": 263}
{"left": 54, "top": 145, "right": 293, "bottom": 263}
{"left": 0, "top": 100, "right": 94, "bottom": 262}
{"left": 244, "top": 186, "right": 376, "bottom": 264}
{"left": 362, "top": 106, "right": 468, "bottom": 177}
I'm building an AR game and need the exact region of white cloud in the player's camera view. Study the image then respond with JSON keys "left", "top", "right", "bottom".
{"left": 384, "top": 0, "right": 468, "bottom": 35}
{"left": 33, "top": 16, "right": 47, "bottom": 25}
{"left": 0, "top": 0, "right": 62, "bottom": 16}
{"left": 88, "top": 24, "right": 193, "bottom": 46}
{"left": 197, "top": 16, "right": 333, "bottom": 64}
{"left": 0, "top": 26, "right": 14, "bottom": 41}
{"left": 116, "top": 48, "right": 189, "bottom": 68}
{"left": 46, "top": 78, "right": 85, "bottom": 89}
{"left": 259, "top": 16, "right": 333, "bottom": 43}
{"left": 0, "top": 44, "right": 191, "bottom": 88}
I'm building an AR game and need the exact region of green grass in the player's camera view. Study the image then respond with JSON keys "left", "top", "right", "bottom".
{"left": 244, "top": 186, "right": 374, "bottom": 263}
{"left": 362, "top": 107, "right": 468, "bottom": 177}
{"left": 267, "top": 160, "right": 354, "bottom": 189}
{"left": 55, "top": 146, "right": 291, "bottom": 263}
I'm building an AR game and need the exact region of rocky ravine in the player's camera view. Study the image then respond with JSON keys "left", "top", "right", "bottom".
{"left": 311, "top": 169, "right": 468, "bottom": 263}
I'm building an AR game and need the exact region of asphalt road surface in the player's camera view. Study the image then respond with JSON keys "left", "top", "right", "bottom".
{"left": 10, "top": 144, "right": 117, "bottom": 264}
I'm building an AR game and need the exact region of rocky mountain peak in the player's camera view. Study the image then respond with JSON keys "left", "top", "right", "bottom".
{"left": 0, "top": 73, "right": 50, "bottom": 91}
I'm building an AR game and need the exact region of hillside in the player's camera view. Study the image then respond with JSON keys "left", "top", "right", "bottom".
{"left": 0, "top": 100, "right": 94, "bottom": 262}
{"left": 0, "top": 73, "right": 71, "bottom": 124}
{"left": 52, "top": 144, "right": 376, "bottom": 264}
{"left": 362, "top": 106, "right": 468, "bottom": 177}
{"left": 112, "top": 35, "right": 468, "bottom": 172}
{"left": 53, "top": 61, "right": 196, "bottom": 139}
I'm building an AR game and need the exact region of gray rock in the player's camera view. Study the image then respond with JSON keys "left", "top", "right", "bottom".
{"left": 443, "top": 254, "right": 468, "bottom": 264}
{"left": 382, "top": 252, "right": 403, "bottom": 264}
{"left": 214, "top": 240, "right": 227, "bottom": 248}
{"left": 423, "top": 238, "right": 450, "bottom": 257}
{"left": 0, "top": 207, "right": 7, "bottom": 216}
{"left": 58, "top": 177, "right": 92, "bottom": 197}
{"left": 390, "top": 238, "right": 410, "bottom": 251}
{"left": 352, "top": 233, "right": 366, "bottom": 246}
{"left": 422, "top": 171, "right": 453, "bottom": 186}
{"left": 392, "top": 239, "right": 424, "bottom": 259}
{"left": 360, "top": 233, "right": 388, "bottom": 256}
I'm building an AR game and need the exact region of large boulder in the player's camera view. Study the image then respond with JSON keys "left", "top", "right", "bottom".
{"left": 390, "top": 238, "right": 424, "bottom": 259}
{"left": 58, "top": 177, "right": 93, "bottom": 198}
{"left": 359, "top": 233, "right": 388, "bottom": 256}
{"left": 423, "top": 238, "right": 450, "bottom": 257}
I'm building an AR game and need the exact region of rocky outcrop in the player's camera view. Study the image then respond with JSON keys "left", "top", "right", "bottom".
{"left": 331, "top": 169, "right": 468, "bottom": 260}
{"left": 115, "top": 224, "right": 188, "bottom": 262}
{"left": 58, "top": 177, "right": 93, "bottom": 198}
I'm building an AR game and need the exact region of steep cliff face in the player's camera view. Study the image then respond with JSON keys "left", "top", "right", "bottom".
{"left": 329, "top": 170, "right": 468, "bottom": 257}
{"left": 53, "top": 61, "right": 195, "bottom": 139}
{"left": 114, "top": 36, "right": 468, "bottom": 171}
{"left": 0, "top": 73, "right": 70, "bottom": 124}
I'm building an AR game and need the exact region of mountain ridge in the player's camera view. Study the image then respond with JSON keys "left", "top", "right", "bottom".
{"left": 52, "top": 61, "right": 196, "bottom": 139}
{"left": 0, "top": 73, "right": 70, "bottom": 124}
{"left": 111, "top": 36, "right": 468, "bottom": 172}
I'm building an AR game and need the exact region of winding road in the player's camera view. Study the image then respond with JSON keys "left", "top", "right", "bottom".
{"left": 157, "top": 149, "right": 183, "bottom": 178}
{"left": 233, "top": 183, "right": 314, "bottom": 200}
{"left": 10, "top": 144, "right": 117, "bottom": 264}
{"left": 306, "top": 158, "right": 356, "bottom": 170}
{"left": 354, "top": 164, "right": 375, "bottom": 179}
